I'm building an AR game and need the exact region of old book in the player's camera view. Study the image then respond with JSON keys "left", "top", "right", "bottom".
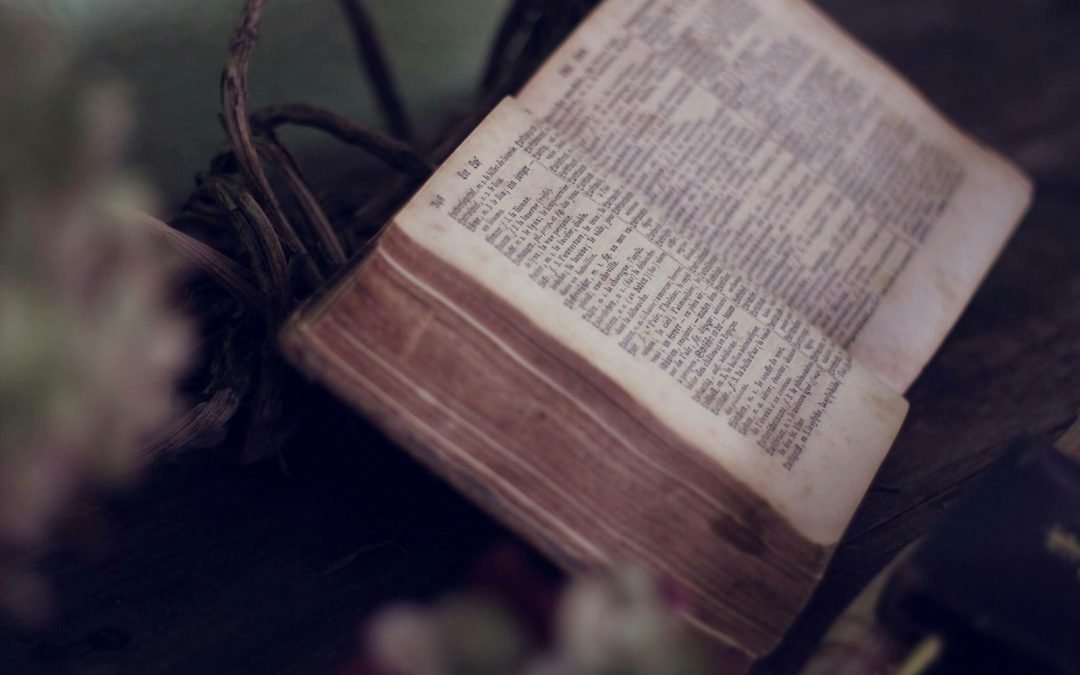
{"left": 282, "top": 0, "right": 1031, "bottom": 670}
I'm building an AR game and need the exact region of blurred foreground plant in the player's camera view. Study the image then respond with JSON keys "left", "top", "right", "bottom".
{"left": 346, "top": 552, "right": 711, "bottom": 675}
{"left": 0, "top": 9, "right": 192, "bottom": 622}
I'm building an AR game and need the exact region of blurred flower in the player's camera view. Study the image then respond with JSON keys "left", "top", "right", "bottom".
{"left": 346, "top": 548, "right": 711, "bottom": 675}
{"left": 557, "top": 567, "right": 708, "bottom": 675}
{"left": 368, "top": 596, "right": 526, "bottom": 675}
{"left": 0, "top": 8, "right": 192, "bottom": 622}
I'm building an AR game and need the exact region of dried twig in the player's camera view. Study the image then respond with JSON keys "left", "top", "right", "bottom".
{"left": 254, "top": 134, "right": 349, "bottom": 270}
{"left": 126, "top": 208, "right": 266, "bottom": 311}
{"left": 251, "top": 102, "right": 434, "bottom": 179}
{"left": 481, "top": 0, "right": 594, "bottom": 97}
{"left": 205, "top": 175, "right": 290, "bottom": 320}
{"left": 481, "top": 0, "right": 541, "bottom": 94}
{"left": 143, "top": 387, "right": 245, "bottom": 457}
{"left": 221, "top": 0, "right": 323, "bottom": 290}
{"left": 240, "top": 358, "right": 290, "bottom": 463}
{"left": 335, "top": 0, "right": 414, "bottom": 142}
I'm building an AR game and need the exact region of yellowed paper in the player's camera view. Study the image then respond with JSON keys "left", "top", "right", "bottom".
{"left": 519, "top": 0, "right": 1031, "bottom": 391}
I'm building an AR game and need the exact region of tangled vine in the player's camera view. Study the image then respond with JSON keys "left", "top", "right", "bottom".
{"left": 145, "top": 0, "right": 597, "bottom": 461}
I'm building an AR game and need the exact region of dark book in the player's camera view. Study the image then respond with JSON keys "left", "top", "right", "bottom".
{"left": 283, "top": 0, "right": 1031, "bottom": 670}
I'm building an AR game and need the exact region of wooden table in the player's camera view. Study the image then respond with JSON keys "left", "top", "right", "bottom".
{"left": 2, "top": 1, "right": 1078, "bottom": 673}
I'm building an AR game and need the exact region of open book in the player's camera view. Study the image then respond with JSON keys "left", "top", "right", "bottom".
{"left": 283, "top": 0, "right": 1031, "bottom": 669}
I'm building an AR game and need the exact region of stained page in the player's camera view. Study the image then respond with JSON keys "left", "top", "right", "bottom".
{"left": 519, "top": 0, "right": 1032, "bottom": 391}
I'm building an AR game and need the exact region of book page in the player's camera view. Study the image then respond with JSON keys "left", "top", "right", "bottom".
{"left": 391, "top": 98, "right": 906, "bottom": 545}
{"left": 518, "top": 0, "right": 1032, "bottom": 392}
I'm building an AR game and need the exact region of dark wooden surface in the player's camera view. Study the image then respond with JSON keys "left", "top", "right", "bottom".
{"left": 2, "top": 1, "right": 1079, "bottom": 673}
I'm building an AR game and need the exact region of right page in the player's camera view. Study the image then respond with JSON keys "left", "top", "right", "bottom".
{"left": 519, "top": 0, "right": 1033, "bottom": 392}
